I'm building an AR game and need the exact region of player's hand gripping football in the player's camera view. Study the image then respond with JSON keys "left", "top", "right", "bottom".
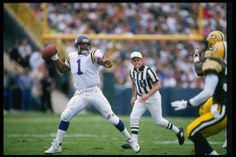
{"left": 171, "top": 100, "right": 187, "bottom": 111}
{"left": 103, "top": 60, "right": 112, "bottom": 68}
{"left": 42, "top": 44, "right": 58, "bottom": 60}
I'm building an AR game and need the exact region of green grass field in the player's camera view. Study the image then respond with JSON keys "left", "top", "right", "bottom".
{"left": 4, "top": 111, "right": 227, "bottom": 155}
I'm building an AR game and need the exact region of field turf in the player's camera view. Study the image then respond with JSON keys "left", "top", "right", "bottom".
{"left": 4, "top": 111, "right": 226, "bottom": 155}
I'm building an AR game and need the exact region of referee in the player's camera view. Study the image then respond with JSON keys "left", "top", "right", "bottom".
{"left": 121, "top": 51, "right": 185, "bottom": 149}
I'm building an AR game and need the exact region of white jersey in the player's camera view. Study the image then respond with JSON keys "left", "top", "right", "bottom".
{"left": 60, "top": 48, "right": 120, "bottom": 124}
{"left": 64, "top": 49, "right": 104, "bottom": 90}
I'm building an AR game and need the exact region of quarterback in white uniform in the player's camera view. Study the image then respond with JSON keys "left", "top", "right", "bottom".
{"left": 44, "top": 36, "right": 140, "bottom": 154}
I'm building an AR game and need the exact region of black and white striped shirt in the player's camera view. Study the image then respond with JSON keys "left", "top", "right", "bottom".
{"left": 129, "top": 65, "right": 159, "bottom": 96}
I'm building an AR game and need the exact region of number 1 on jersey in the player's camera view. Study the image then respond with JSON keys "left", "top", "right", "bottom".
{"left": 77, "top": 59, "right": 83, "bottom": 75}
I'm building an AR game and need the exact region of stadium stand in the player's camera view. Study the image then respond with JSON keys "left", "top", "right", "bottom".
{"left": 4, "top": 3, "right": 226, "bottom": 116}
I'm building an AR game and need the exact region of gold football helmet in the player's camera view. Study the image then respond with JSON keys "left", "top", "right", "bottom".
{"left": 205, "top": 41, "right": 226, "bottom": 59}
{"left": 206, "top": 31, "right": 224, "bottom": 48}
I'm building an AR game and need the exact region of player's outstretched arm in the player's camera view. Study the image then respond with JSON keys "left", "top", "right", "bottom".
{"left": 97, "top": 58, "right": 113, "bottom": 68}
{"left": 51, "top": 55, "right": 70, "bottom": 73}
{"left": 42, "top": 44, "right": 70, "bottom": 73}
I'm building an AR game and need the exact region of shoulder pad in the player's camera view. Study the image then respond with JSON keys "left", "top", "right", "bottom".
{"left": 211, "top": 42, "right": 225, "bottom": 59}
{"left": 91, "top": 49, "right": 99, "bottom": 63}
{"left": 202, "top": 57, "right": 225, "bottom": 74}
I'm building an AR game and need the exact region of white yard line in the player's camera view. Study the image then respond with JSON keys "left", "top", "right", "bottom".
{"left": 7, "top": 133, "right": 109, "bottom": 138}
{"left": 6, "top": 134, "right": 224, "bottom": 145}
{"left": 152, "top": 140, "right": 223, "bottom": 145}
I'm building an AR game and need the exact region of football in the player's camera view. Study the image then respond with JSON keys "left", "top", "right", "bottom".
{"left": 42, "top": 44, "right": 57, "bottom": 60}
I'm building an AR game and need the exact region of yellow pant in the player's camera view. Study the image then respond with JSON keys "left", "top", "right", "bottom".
{"left": 199, "top": 97, "right": 213, "bottom": 116}
{"left": 186, "top": 99, "right": 227, "bottom": 138}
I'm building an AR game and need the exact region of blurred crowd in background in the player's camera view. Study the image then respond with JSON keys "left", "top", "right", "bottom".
{"left": 4, "top": 3, "right": 226, "bottom": 112}
{"left": 4, "top": 38, "right": 60, "bottom": 112}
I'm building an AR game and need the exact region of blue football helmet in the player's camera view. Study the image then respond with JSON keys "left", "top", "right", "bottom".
{"left": 74, "top": 36, "right": 91, "bottom": 55}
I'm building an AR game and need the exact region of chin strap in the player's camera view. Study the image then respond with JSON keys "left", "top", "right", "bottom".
{"left": 80, "top": 50, "right": 89, "bottom": 55}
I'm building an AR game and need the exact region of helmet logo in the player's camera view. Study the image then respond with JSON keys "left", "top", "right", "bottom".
{"left": 210, "top": 33, "right": 216, "bottom": 39}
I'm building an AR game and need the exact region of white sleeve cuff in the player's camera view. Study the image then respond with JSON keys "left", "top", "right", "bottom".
{"left": 51, "top": 54, "right": 59, "bottom": 61}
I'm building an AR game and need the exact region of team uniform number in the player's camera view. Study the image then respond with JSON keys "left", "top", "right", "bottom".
{"left": 77, "top": 59, "right": 83, "bottom": 75}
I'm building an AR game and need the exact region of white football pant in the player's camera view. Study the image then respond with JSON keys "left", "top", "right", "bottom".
{"left": 60, "top": 86, "right": 119, "bottom": 125}
{"left": 130, "top": 91, "right": 169, "bottom": 129}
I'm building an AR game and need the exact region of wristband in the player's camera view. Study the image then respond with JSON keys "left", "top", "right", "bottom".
{"left": 51, "top": 54, "right": 59, "bottom": 61}
{"left": 187, "top": 100, "right": 193, "bottom": 108}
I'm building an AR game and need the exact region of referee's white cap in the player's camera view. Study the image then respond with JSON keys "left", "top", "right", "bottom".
{"left": 130, "top": 51, "right": 142, "bottom": 59}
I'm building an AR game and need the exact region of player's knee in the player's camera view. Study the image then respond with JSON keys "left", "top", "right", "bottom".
{"left": 130, "top": 111, "right": 135, "bottom": 118}
{"left": 130, "top": 115, "right": 139, "bottom": 125}
{"left": 188, "top": 132, "right": 201, "bottom": 142}
{"left": 130, "top": 111, "right": 140, "bottom": 122}
{"left": 107, "top": 113, "right": 119, "bottom": 125}
{"left": 60, "top": 111, "right": 71, "bottom": 122}
{"left": 155, "top": 118, "right": 166, "bottom": 127}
